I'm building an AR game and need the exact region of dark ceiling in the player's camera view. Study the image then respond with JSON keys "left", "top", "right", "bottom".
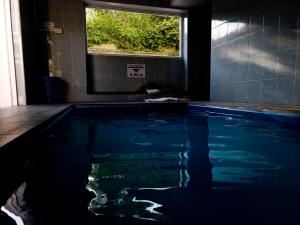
{"left": 171, "top": 0, "right": 206, "bottom": 7}
{"left": 91, "top": 0, "right": 208, "bottom": 8}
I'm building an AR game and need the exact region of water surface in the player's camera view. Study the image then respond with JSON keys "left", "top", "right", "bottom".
{"left": 1, "top": 106, "right": 300, "bottom": 225}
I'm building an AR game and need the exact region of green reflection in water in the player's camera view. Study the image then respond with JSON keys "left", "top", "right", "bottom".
{"left": 86, "top": 152, "right": 181, "bottom": 221}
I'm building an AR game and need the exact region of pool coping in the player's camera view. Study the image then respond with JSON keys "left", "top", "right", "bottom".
{"left": 0, "top": 105, "right": 74, "bottom": 151}
{"left": 190, "top": 102, "right": 300, "bottom": 116}
{"left": 189, "top": 103, "right": 300, "bottom": 124}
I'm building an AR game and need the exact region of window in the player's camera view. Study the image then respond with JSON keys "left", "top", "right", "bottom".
{"left": 85, "top": 8, "right": 181, "bottom": 57}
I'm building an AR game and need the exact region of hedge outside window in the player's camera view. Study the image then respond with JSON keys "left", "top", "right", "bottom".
{"left": 86, "top": 8, "right": 180, "bottom": 57}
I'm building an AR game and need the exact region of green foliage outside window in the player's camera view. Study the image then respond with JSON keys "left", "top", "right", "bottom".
{"left": 86, "top": 8, "right": 180, "bottom": 56}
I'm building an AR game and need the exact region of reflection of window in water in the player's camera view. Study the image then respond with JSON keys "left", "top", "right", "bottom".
{"left": 85, "top": 115, "right": 211, "bottom": 222}
{"left": 86, "top": 152, "right": 183, "bottom": 221}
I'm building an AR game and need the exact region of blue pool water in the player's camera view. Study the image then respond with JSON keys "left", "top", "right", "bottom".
{"left": 1, "top": 105, "right": 300, "bottom": 225}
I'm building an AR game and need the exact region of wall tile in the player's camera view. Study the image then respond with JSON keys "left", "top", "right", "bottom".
{"left": 51, "top": 0, "right": 67, "bottom": 14}
{"left": 223, "top": 83, "right": 236, "bottom": 101}
{"left": 218, "top": 45, "right": 229, "bottom": 64}
{"left": 209, "top": 0, "right": 299, "bottom": 105}
{"left": 63, "top": 12, "right": 84, "bottom": 33}
{"left": 219, "top": 23, "right": 228, "bottom": 44}
{"left": 49, "top": 12, "right": 64, "bottom": 29}
{"left": 211, "top": 29, "right": 220, "bottom": 47}
{"left": 235, "top": 59, "right": 248, "bottom": 81}
{"left": 237, "top": 35, "right": 249, "bottom": 59}
{"left": 211, "top": 47, "right": 218, "bottom": 66}
{"left": 211, "top": 64, "right": 224, "bottom": 84}
{"left": 66, "top": 0, "right": 83, "bottom": 14}
{"left": 210, "top": 84, "right": 218, "bottom": 101}
{"left": 212, "top": 25, "right": 221, "bottom": 46}
{"left": 248, "top": 56, "right": 262, "bottom": 80}
{"left": 261, "top": 79, "right": 277, "bottom": 104}
{"left": 278, "top": 27, "right": 298, "bottom": 51}
{"left": 276, "top": 78, "right": 295, "bottom": 104}
{"left": 260, "top": 52, "right": 277, "bottom": 80}
{"left": 227, "top": 20, "right": 239, "bottom": 41}
{"left": 212, "top": 84, "right": 225, "bottom": 101}
{"left": 295, "top": 78, "right": 300, "bottom": 104}
{"left": 263, "top": 27, "right": 279, "bottom": 54}
{"left": 72, "top": 53, "right": 86, "bottom": 86}
{"left": 235, "top": 82, "right": 248, "bottom": 102}
{"left": 264, "top": 9, "right": 280, "bottom": 28}
{"left": 277, "top": 48, "right": 297, "bottom": 77}
{"left": 227, "top": 41, "right": 239, "bottom": 61}
{"left": 238, "top": 14, "right": 250, "bottom": 37}
{"left": 145, "top": 58, "right": 158, "bottom": 83}
{"left": 48, "top": 0, "right": 57, "bottom": 12}
{"left": 295, "top": 47, "right": 300, "bottom": 77}
{"left": 249, "top": 31, "right": 263, "bottom": 57}
{"left": 71, "top": 32, "right": 86, "bottom": 57}
{"left": 111, "top": 57, "right": 125, "bottom": 91}
{"left": 278, "top": 6, "right": 298, "bottom": 50}
{"left": 89, "top": 55, "right": 184, "bottom": 93}
{"left": 247, "top": 80, "right": 261, "bottom": 103}
{"left": 224, "top": 62, "right": 237, "bottom": 82}
{"left": 250, "top": 8, "right": 264, "bottom": 33}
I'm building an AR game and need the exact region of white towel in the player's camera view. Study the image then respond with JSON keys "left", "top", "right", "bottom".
{"left": 144, "top": 97, "right": 178, "bottom": 102}
{"left": 146, "top": 89, "right": 160, "bottom": 95}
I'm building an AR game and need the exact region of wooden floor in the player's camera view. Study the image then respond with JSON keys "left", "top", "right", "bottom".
{"left": 0, "top": 105, "right": 71, "bottom": 148}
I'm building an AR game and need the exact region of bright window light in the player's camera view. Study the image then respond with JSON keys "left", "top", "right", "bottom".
{"left": 85, "top": 8, "right": 181, "bottom": 57}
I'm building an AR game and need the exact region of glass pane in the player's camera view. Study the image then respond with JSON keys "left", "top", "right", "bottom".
{"left": 86, "top": 8, "right": 180, "bottom": 57}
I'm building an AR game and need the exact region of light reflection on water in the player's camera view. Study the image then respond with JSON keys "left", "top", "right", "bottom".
{"left": 3, "top": 108, "right": 299, "bottom": 225}
{"left": 85, "top": 109, "right": 300, "bottom": 222}
{"left": 86, "top": 152, "right": 182, "bottom": 221}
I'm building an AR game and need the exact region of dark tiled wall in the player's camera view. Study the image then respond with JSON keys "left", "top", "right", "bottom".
{"left": 211, "top": 0, "right": 300, "bottom": 105}
{"left": 88, "top": 54, "right": 184, "bottom": 93}
{"left": 188, "top": 3, "right": 212, "bottom": 100}
{"left": 20, "top": 0, "right": 49, "bottom": 104}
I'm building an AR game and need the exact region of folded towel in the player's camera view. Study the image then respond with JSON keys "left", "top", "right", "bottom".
{"left": 144, "top": 97, "right": 178, "bottom": 102}
{"left": 146, "top": 89, "right": 160, "bottom": 95}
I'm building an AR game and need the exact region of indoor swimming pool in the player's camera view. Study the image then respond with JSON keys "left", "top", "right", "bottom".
{"left": 1, "top": 104, "right": 300, "bottom": 225}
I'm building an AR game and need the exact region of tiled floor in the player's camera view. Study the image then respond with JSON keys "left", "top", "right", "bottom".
{"left": 0, "top": 105, "right": 71, "bottom": 148}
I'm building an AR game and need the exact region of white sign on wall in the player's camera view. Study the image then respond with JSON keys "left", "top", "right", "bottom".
{"left": 127, "top": 64, "right": 145, "bottom": 78}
